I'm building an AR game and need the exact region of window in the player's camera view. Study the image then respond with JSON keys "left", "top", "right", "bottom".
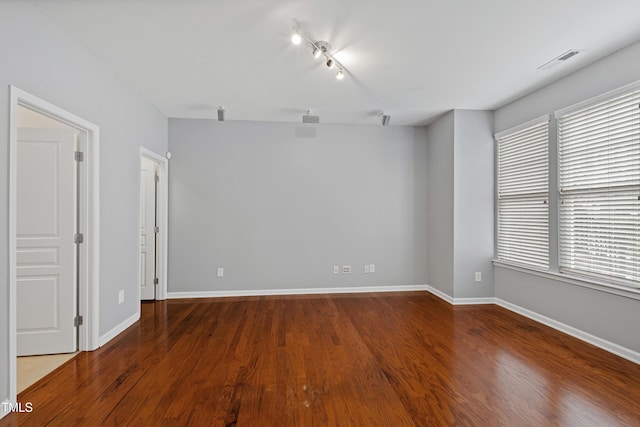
{"left": 496, "top": 118, "right": 549, "bottom": 268}
{"left": 557, "top": 89, "right": 640, "bottom": 285}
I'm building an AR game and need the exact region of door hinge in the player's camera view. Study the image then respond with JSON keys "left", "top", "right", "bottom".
{"left": 74, "top": 233, "right": 84, "bottom": 244}
{"left": 74, "top": 315, "right": 84, "bottom": 327}
{"left": 154, "top": 226, "right": 159, "bottom": 234}
{"left": 75, "top": 151, "right": 84, "bottom": 162}
{"left": 153, "top": 277, "right": 159, "bottom": 285}
{"left": 154, "top": 174, "right": 159, "bottom": 183}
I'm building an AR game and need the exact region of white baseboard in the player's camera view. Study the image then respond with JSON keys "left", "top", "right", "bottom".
{"left": 424, "top": 285, "right": 454, "bottom": 304}
{"left": 98, "top": 312, "right": 140, "bottom": 347}
{"left": 495, "top": 299, "right": 640, "bottom": 365}
{"left": 452, "top": 297, "right": 497, "bottom": 305}
{"left": 167, "top": 284, "right": 429, "bottom": 299}
{"left": 424, "top": 285, "right": 495, "bottom": 305}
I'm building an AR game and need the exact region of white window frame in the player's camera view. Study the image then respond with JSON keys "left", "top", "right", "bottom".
{"left": 555, "top": 82, "right": 640, "bottom": 287}
{"left": 495, "top": 115, "right": 550, "bottom": 269}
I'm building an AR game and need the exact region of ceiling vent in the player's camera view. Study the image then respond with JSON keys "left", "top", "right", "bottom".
{"left": 537, "top": 49, "right": 582, "bottom": 70}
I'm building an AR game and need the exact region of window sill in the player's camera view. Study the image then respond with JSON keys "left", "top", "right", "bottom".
{"left": 492, "top": 259, "right": 640, "bottom": 302}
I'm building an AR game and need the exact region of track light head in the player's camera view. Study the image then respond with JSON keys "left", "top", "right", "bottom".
{"left": 380, "top": 114, "right": 391, "bottom": 126}
{"left": 312, "top": 41, "right": 329, "bottom": 59}
{"left": 336, "top": 69, "right": 345, "bottom": 80}
{"left": 326, "top": 58, "right": 334, "bottom": 69}
{"left": 291, "top": 32, "right": 302, "bottom": 45}
{"left": 217, "top": 106, "right": 226, "bottom": 122}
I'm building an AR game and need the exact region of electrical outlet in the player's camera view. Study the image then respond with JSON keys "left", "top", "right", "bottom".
{"left": 217, "top": 267, "right": 224, "bottom": 278}
{"left": 364, "top": 265, "right": 370, "bottom": 273}
{"left": 118, "top": 290, "right": 124, "bottom": 304}
{"left": 475, "top": 272, "right": 482, "bottom": 282}
{"left": 333, "top": 265, "right": 339, "bottom": 274}
{"left": 370, "top": 264, "right": 376, "bottom": 273}
{"left": 342, "top": 265, "right": 351, "bottom": 274}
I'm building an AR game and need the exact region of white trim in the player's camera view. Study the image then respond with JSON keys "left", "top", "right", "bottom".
{"left": 98, "top": 312, "right": 140, "bottom": 347}
{"left": 493, "top": 260, "right": 640, "bottom": 301}
{"left": 424, "top": 286, "right": 495, "bottom": 305}
{"left": 495, "top": 299, "right": 640, "bottom": 365}
{"left": 554, "top": 79, "right": 640, "bottom": 118}
{"left": 452, "top": 297, "right": 496, "bottom": 305}
{"left": 8, "top": 88, "right": 17, "bottom": 414}
{"left": 8, "top": 86, "right": 100, "bottom": 409}
{"left": 167, "top": 285, "right": 429, "bottom": 299}
{"left": 494, "top": 114, "right": 550, "bottom": 140}
{"left": 138, "top": 147, "right": 169, "bottom": 301}
{"left": 424, "top": 285, "right": 454, "bottom": 304}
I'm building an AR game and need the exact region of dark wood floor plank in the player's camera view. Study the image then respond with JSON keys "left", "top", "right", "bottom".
{"left": 2, "top": 291, "right": 640, "bottom": 426}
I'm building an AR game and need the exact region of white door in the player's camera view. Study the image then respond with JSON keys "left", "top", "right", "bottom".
{"left": 17, "top": 128, "right": 77, "bottom": 356}
{"left": 140, "top": 157, "right": 157, "bottom": 300}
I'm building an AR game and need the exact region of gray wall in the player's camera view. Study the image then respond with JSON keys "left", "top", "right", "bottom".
{"left": 0, "top": 1, "right": 167, "bottom": 404}
{"left": 168, "top": 119, "right": 428, "bottom": 292}
{"left": 494, "top": 38, "right": 640, "bottom": 352}
{"left": 453, "top": 110, "right": 494, "bottom": 298}
{"left": 426, "top": 110, "right": 495, "bottom": 299}
{"left": 426, "top": 112, "right": 455, "bottom": 296}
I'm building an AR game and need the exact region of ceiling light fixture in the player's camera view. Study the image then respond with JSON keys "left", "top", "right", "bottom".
{"left": 311, "top": 41, "right": 329, "bottom": 59}
{"left": 291, "top": 23, "right": 348, "bottom": 81}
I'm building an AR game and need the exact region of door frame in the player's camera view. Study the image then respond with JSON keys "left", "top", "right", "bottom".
{"left": 139, "top": 147, "right": 169, "bottom": 301}
{"left": 8, "top": 86, "right": 100, "bottom": 403}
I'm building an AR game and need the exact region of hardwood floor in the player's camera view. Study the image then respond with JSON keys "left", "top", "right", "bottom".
{"left": 2, "top": 292, "right": 640, "bottom": 426}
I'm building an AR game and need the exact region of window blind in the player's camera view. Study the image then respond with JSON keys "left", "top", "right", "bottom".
{"left": 497, "top": 120, "right": 549, "bottom": 268}
{"left": 557, "top": 89, "right": 640, "bottom": 284}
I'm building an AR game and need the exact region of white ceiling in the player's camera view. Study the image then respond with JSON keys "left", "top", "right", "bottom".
{"left": 30, "top": 0, "right": 640, "bottom": 126}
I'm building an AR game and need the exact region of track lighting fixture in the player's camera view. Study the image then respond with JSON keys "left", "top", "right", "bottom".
{"left": 217, "top": 106, "right": 226, "bottom": 122}
{"left": 290, "top": 23, "right": 348, "bottom": 81}
{"left": 379, "top": 112, "right": 391, "bottom": 126}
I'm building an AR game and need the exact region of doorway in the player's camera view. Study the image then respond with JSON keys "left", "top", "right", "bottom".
{"left": 139, "top": 148, "right": 168, "bottom": 302}
{"left": 8, "top": 86, "right": 100, "bottom": 405}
